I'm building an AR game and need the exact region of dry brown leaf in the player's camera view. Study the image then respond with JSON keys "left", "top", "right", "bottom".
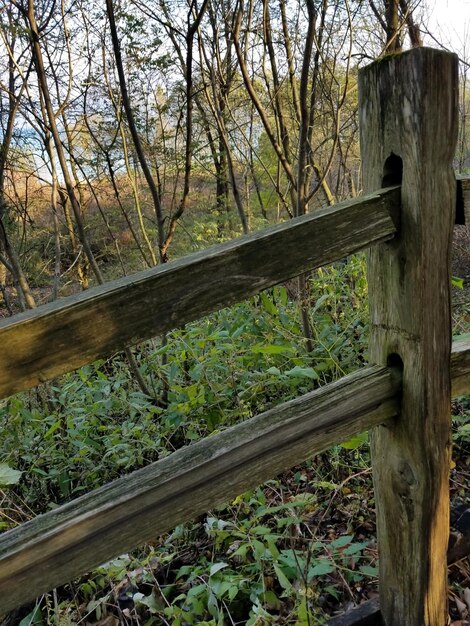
{"left": 464, "top": 588, "right": 470, "bottom": 611}
{"left": 456, "top": 596, "right": 468, "bottom": 617}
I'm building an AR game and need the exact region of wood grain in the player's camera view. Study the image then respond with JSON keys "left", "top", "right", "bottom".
{"left": 0, "top": 188, "right": 399, "bottom": 399}
{"left": 360, "top": 48, "right": 458, "bottom": 626}
{"left": 0, "top": 365, "right": 400, "bottom": 615}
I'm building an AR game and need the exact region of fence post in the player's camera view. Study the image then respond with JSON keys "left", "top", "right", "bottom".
{"left": 358, "top": 48, "right": 458, "bottom": 626}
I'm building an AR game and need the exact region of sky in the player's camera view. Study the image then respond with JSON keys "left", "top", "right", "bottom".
{"left": 427, "top": 0, "right": 470, "bottom": 56}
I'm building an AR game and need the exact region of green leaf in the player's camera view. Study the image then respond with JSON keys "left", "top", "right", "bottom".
{"left": 207, "top": 590, "right": 218, "bottom": 617}
{"left": 187, "top": 583, "right": 207, "bottom": 598}
{"left": 273, "top": 563, "right": 292, "bottom": 591}
{"left": 266, "top": 538, "right": 280, "bottom": 560}
{"left": 296, "top": 594, "right": 309, "bottom": 623}
{"left": 331, "top": 535, "right": 354, "bottom": 549}
{"left": 262, "top": 589, "right": 280, "bottom": 609}
{"left": 209, "top": 562, "right": 229, "bottom": 577}
{"left": 276, "top": 286, "right": 288, "bottom": 306}
{"left": 340, "top": 432, "right": 368, "bottom": 449}
{"left": 359, "top": 565, "right": 379, "bottom": 577}
{"left": 228, "top": 584, "right": 239, "bottom": 601}
{"left": 308, "top": 561, "right": 335, "bottom": 577}
{"left": 251, "top": 343, "right": 294, "bottom": 355}
{"left": 343, "top": 541, "right": 369, "bottom": 556}
{"left": 0, "top": 463, "right": 22, "bottom": 486}
{"left": 312, "top": 293, "right": 330, "bottom": 313}
{"left": 278, "top": 549, "right": 305, "bottom": 572}
{"left": 316, "top": 481, "right": 338, "bottom": 490}
{"left": 231, "top": 325, "right": 246, "bottom": 339}
{"left": 452, "top": 276, "right": 464, "bottom": 288}
{"left": 260, "top": 292, "right": 277, "bottom": 315}
{"left": 324, "top": 585, "right": 340, "bottom": 599}
{"left": 285, "top": 366, "right": 318, "bottom": 380}
{"left": 133, "top": 591, "right": 162, "bottom": 613}
{"left": 44, "top": 419, "right": 62, "bottom": 439}
{"left": 231, "top": 542, "right": 250, "bottom": 559}
{"left": 19, "top": 606, "right": 44, "bottom": 626}
{"left": 251, "top": 538, "right": 266, "bottom": 558}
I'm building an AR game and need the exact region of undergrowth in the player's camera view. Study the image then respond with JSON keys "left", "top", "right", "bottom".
{"left": 1, "top": 253, "right": 469, "bottom": 625}
{"left": 0, "top": 256, "right": 368, "bottom": 513}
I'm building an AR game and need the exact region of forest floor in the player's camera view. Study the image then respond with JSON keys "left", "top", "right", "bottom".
{"left": 4, "top": 446, "right": 467, "bottom": 625}
{"left": 448, "top": 225, "right": 470, "bottom": 626}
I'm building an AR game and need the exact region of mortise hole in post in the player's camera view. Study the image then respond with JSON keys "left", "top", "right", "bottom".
{"left": 387, "top": 352, "right": 404, "bottom": 392}
{"left": 387, "top": 352, "right": 404, "bottom": 371}
{"left": 382, "top": 153, "right": 403, "bottom": 187}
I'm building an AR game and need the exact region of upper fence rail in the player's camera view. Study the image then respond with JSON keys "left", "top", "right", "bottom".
{"left": 0, "top": 173, "right": 467, "bottom": 402}
{"left": 0, "top": 177, "right": 470, "bottom": 398}
{"left": 0, "top": 186, "right": 399, "bottom": 399}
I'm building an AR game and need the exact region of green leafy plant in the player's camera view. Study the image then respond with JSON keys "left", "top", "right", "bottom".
{"left": 452, "top": 395, "right": 470, "bottom": 443}
{"left": 0, "top": 255, "right": 379, "bottom": 622}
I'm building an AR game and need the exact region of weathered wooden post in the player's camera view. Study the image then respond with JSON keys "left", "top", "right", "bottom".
{"left": 359, "top": 48, "right": 458, "bottom": 626}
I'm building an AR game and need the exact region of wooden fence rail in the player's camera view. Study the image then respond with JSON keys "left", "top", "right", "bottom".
{"left": 0, "top": 365, "right": 400, "bottom": 613}
{"left": 0, "top": 344, "right": 469, "bottom": 614}
{"left": 0, "top": 186, "right": 399, "bottom": 399}
{"left": 0, "top": 47, "right": 469, "bottom": 625}
{"left": 0, "top": 177, "right": 465, "bottom": 400}
{"left": 452, "top": 335, "right": 470, "bottom": 396}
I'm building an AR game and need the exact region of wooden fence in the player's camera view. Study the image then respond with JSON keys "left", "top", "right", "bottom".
{"left": 0, "top": 47, "right": 469, "bottom": 626}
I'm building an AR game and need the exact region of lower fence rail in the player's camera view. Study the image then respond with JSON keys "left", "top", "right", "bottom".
{"left": 0, "top": 335, "right": 469, "bottom": 615}
{"left": 1, "top": 365, "right": 400, "bottom": 614}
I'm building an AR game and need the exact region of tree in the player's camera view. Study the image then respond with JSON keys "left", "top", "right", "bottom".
{"left": 368, "top": 0, "right": 423, "bottom": 52}
{"left": 0, "top": 0, "right": 428, "bottom": 298}
{"left": 0, "top": 3, "right": 37, "bottom": 310}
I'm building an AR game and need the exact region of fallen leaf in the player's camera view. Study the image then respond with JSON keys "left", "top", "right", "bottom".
{"left": 464, "top": 588, "right": 470, "bottom": 611}
{"left": 456, "top": 596, "right": 468, "bottom": 617}
{"left": 0, "top": 463, "right": 22, "bottom": 486}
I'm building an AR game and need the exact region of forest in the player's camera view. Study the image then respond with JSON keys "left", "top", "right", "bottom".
{"left": 0, "top": 0, "right": 469, "bottom": 624}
